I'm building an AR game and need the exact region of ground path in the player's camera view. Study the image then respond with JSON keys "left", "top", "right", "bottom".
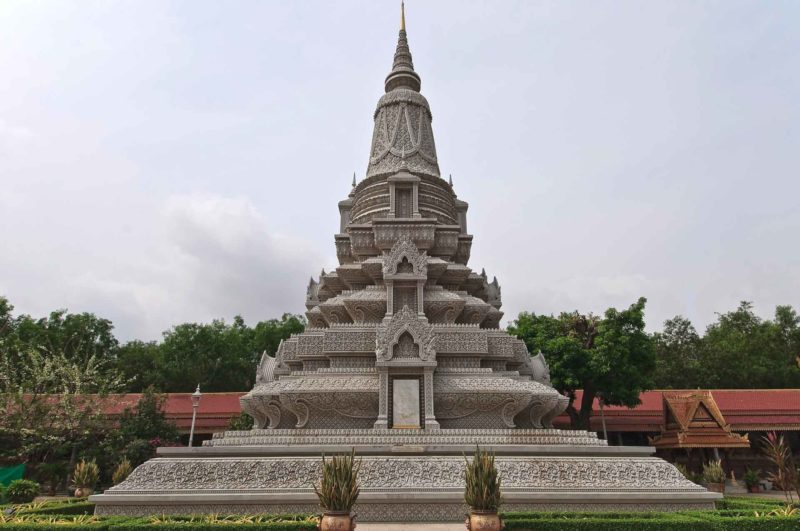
{"left": 357, "top": 525, "right": 462, "bottom": 531}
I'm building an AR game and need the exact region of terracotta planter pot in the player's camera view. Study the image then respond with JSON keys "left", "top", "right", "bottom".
{"left": 319, "top": 511, "right": 355, "bottom": 531}
{"left": 706, "top": 482, "right": 725, "bottom": 493}
{"left": 466, "top": 510, "right": 502, "bottom": 531}
{"left": 748, "top": 486, "right": 760, "bottom": 493}
{"left": 73, "top": 487, "right": 93, "bottom": 498}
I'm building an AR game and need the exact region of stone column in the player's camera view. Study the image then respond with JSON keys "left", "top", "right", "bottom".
{"left": 416, "top": 282, "right": 425, "bottom": 317}
{"left": 412, "top": 182, "right": 421, "bottom": 218}
{"left": 374, "top": 369, "right": 389, "bottom": 429}
{"left": 386, "top": 280, "right": 394, "bottom": 316}
{"left": 423, "top": 367, "right": 439, "bottom": 430}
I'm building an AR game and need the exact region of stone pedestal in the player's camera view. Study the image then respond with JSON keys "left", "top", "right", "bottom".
{"left": 90, "top": 429, "right": 720, "bottom": 520}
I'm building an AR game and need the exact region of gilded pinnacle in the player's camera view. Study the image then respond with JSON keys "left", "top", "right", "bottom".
{"left": 401, "top": 1, "right": 406, "bottom": 31}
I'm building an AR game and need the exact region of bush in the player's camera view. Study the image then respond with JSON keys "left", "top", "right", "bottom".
{"left": 0, "top": 485, "right": 8, "bottom": 504}
{"left": 19, "top": 501, "right": 96, "bottom": 516}
{"left": 6, "top": 479, "right": 40, "bottom": 503}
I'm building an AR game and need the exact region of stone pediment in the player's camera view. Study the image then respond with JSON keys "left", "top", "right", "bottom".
{"left": 383, "top": 236, "right": 428, "bottom": 277}
{"left": 376, "top": 305, "right": 435, "bottom": 363}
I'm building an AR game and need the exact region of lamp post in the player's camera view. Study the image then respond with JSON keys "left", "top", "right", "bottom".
{"left": 188, "top": 385, "right": 202, "bottom": 447}
{"left": 598, "top": 396, "right": 609, "bottom": 442}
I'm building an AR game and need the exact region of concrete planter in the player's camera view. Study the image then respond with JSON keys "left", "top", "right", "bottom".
{"left": 466, "top": 510, "right": 502, "bottom": 531}
{"left": 319, "top": 511, "right": 355, "bottom": 531}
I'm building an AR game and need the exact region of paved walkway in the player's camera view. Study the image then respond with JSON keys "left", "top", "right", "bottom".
{"left": 357, "top": 525, "right": 463, "bottom": 531}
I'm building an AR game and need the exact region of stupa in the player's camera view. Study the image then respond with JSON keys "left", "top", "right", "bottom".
{"left": 92, "top": 5, "right": 719, "bottom": 520}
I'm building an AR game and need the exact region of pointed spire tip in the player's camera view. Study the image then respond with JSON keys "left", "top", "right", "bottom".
{"left": 401, "top": 1, "right": 406, "bottom": 31}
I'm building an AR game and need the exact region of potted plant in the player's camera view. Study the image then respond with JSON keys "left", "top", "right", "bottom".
{"left": 464, "top": 446, "right": 503, "bottom": 531}
{"left": 313, "top": 449, "right": 360, "bottom": 531}
{"left": 743, "top": 468, "right": 761, "bottom": 493}
{"left": 112, "top": 458, "right": 133, "bottom": 486}
{"left": 71, "top": 459, "right": 100, "bottom": 498}
{"left": 702, "top": 459, "right": 726, "bottom": 494}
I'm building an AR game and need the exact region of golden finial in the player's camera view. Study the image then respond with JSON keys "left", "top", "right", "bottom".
{"left": 400, "top": 1, "right": 406, "bottom": 31}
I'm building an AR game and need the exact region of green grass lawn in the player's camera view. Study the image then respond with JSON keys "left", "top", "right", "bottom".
{"left": 0, "top": 497, "right": 797, "bottom": 530}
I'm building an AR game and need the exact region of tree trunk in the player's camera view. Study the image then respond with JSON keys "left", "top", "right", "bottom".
{"left": 577, "top": 387, "right": 596, "bottom": 431}
{"left": 66, "top": 443, "right": 78, "bottom": 491}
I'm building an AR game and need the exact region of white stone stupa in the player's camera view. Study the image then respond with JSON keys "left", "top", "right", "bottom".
{"left": 92, "top": 5, "right": 720, "bottom": 521}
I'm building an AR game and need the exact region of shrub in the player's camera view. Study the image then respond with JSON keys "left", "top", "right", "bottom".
{"left": 71, "top": 459, "right": 100, "bottom": 493}
{"left": 464, "top": 446, "right": 502, "bottom": 512}
{"left": 112, "top": 459, "right": 133, "bottom": 486}
{"left": 19, "top": 500, "right": 96, "bottom": 515}
{"left": 312, "top": 449, "right": 360, "bottom": 513}
{"left": 6, "top": 479, "right": 40, "bottom": 503}
{"left": 702, "top": 460, "right": 726, "bottom": 484}
{"left": 743, "top": 468, "right": 761, "bottom": 489}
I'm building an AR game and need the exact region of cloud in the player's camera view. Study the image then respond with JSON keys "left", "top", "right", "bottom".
{"left": 9, "top": 193, "right": 321, "bottom": 341}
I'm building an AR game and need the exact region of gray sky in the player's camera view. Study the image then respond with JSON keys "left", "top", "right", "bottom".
{"left": 1, "top": 1, "right": 798, "bottom": 341}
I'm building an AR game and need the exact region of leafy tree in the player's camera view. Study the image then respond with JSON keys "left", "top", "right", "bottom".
{"left": 652, "top": 316, "right": 702, "bottom": 389}
{"left": 652, "top": 303, "right": 800, "bottom": 389}
{"left": 101, "top": 388, "right": 180, "bottom": 467}
{"left": 156, "top": 313, "right": 305, "bottom": 392}
{"left": 227, "top": 412, "right": 254, "bottom": 431}
{"left": 509, "top": 297, "right": 655, "bottom": 429}
{"left": 0, "top": 348, "right": 125, "bottom": 480}
{"left": 114, "top": 340, "right": 165, "bottom": 392}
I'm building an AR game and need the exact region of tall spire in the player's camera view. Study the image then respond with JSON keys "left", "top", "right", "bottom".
{"left": 384, "top": 1, "right": 421, "bottom": 92}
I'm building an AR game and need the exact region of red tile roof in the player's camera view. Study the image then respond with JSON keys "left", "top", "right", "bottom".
{"left": 554, "top": 389, "right": 800, "bottom": 432}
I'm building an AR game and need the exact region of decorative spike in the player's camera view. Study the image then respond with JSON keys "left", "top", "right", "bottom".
{"left": 449, "top": 174, "right": 453, "bottom": 186}
{"left": 385, "top": 1, "right": 421, "bottom": 92}
{"left": 352, "top": 172, "right": 357, "bottom": 187}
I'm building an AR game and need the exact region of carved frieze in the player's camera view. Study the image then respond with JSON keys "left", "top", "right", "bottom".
{"left": 296, "top": 333, "right": 324, "bottom": 357}
{"left": 323, "top": 329, "right": 377, "bottom": 353}
{"left": 433, "top": 330, "right": 488, "bottom": 354}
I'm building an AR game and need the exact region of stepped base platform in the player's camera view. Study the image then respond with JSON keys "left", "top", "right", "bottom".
{"left": 91, "top": 429, "right": 720, "bottom": 521}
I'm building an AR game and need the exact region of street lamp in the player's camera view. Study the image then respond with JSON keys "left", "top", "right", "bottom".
{"left": 188, "top": 385, "right": 202, "bottom": 447}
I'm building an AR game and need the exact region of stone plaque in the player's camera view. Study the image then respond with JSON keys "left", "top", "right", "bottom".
{"left": 392, "top": 379, "right": 420, "bottom": 429}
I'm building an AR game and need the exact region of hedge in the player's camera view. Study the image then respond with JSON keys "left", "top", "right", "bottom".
{"left": 17, "top": 502, "right": 96, "bottom": 516}
{"left": 502, "top": 516, "right": 798, "bottom": 531}
{"left": 0, "top": 525, "right": 316, "bottom": 531}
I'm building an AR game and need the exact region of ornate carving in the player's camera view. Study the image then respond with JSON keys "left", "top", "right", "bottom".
{"left": 433, "top": 330, "right": 488, "bottom": 353}
{"left": 531, "top": 351, "right": 553, "bottom": 386}
{"left": 376, "top": 306, "right": 435, "bottom": 362}
{"left": 111, "top": 456, "right": 698, "bottom": 492}
{"left": 383, "top": 237, "right": 428, "bottom": 276}
{"left": 323, "top": 329, "right": 377, "bottom": 353}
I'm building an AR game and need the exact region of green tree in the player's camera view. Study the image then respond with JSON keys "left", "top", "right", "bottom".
{"left": 0, "top": 348, "right": 124, "bottom": 479}
{"left": 156, "top": 314, "right": 305, "bottom": 392}
{"left": 702, "top": 302, "right": 800, "bottom": 389}
{"left": 652, "top": 316, "right": 702, "bottom": 389}
{"left": 114, "top": 340, "right": 165, "bottom": 392}
{"left": 102, "top": 388, "right": 179, "bottom": 467}
{"left": 509, "top": 297, "right": 655, "bottom": 429}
